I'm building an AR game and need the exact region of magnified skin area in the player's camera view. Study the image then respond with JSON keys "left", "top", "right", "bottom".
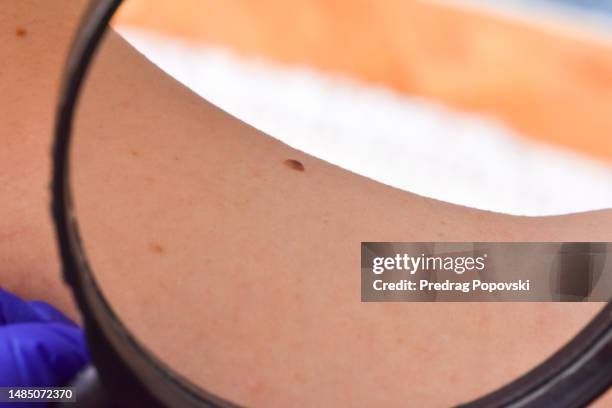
{"left": 1, "top": 1, "right": 611, "bottom": 407}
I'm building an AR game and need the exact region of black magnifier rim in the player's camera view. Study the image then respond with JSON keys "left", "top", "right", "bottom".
{"left": 52, "top": 0, "right": 612, "bottom": 407}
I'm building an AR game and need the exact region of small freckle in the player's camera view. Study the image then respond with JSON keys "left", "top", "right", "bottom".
{"left": 149, "top": 242, "right": 165, "bottom": 254}
{"left": 284, "top": 159, "right": 305, "bottom": 172}
{"left": 129, "top": 149, "right": 140, "bottom": 157}
{"left": 292, "top": 371, "right": 307, "bottom": 384}
{"left": 16, "top": 28, "right": 27, "bottom": 37}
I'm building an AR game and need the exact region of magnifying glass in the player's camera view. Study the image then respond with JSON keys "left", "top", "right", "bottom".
{"left": 52, "top": 0, "right": 612, "bottom": 406}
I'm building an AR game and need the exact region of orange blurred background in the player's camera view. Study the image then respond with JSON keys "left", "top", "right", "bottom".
{"left": 115, "top": 0, "right": 612, "bottom": 163}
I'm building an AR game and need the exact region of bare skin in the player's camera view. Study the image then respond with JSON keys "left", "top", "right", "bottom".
{"left": 2, "top": 1, "right": 610, "bottom": 407}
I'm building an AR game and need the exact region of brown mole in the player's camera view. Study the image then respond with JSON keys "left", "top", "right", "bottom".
{"left": 283, "top": 159, "right": 305, "bottom": 172}
{"left": 16, "top": 28, "right": 27, "bottom": 37}
{"left": 149, "top": 242, "right": 165, "bottom": 254}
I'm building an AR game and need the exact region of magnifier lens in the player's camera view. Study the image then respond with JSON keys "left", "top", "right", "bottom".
{"left": 68, "top": 1, "right": 610, "bottom": 406}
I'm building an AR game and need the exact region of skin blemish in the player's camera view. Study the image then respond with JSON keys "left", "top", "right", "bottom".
{"left": 129, "top": 149, "right": 140, "bottom": 157}
{"left": 0, "top": 227, "right": 30, "bottom": 242}
{"left": 16, "top": 28, "right": 27, "bottom": 37}
{"left": 292, "top": 371, "right": 308, "bottom": 384}
{"left": 283, "top": 159, "right": 305, "bottom": 172}
{"left": 149, "top": 242, "right": 165, "bottom": 254}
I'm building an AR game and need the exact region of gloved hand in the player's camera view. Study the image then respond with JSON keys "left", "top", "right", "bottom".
{"left": 0, "top": 288, "right": 89, "bottom": 405}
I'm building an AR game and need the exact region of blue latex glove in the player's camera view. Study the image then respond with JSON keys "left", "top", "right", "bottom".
{"left": 0, "top": 288, "right": 89, "bottom": 406}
